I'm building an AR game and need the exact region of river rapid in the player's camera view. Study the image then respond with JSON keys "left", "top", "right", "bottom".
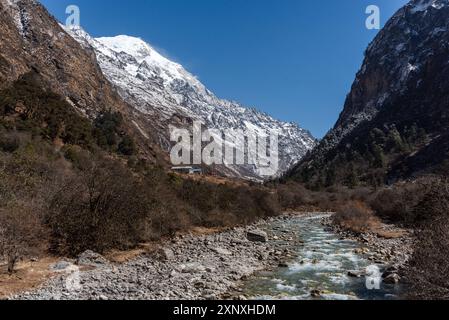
{"left": 242, "top": 214, "right": 403, "bottom": 300}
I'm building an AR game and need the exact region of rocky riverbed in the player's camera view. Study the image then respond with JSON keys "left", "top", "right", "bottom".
{"left": 10, "top": 213, "right": 414, "bottom": 300}
{"left": 11, "top": 215, "right": 302, "bottom": 300}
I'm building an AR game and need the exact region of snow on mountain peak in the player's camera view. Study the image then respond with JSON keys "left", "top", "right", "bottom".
{"left": 96, "top": 35, "right": 174, "bottom": 68}
{"left": 63, "top": 25, "right": 316, "bottom": 179}
{"left": 95, "top": 35, "right": 199, "bottom": 86}
{"left": 410, "top": 0, "right": 446, "bottom": 13}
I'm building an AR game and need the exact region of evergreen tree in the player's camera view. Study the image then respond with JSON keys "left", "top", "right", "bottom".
{"left": 118, "top": 135, "right": 136, "bottom": 156}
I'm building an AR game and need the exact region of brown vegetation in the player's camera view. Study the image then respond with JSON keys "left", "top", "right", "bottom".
{"left": 0, "top": 257, "right": 58, "bottom": 299}
{"left": 333, "top": 201, "right": 380, "bottom": 233}
{"left": 369, "top": 180, "right": 432, "bottom": 224}
{"left": 405, "top": 178, "right": 449, "bottom": 300}
{"left": 0, "top": 133, "right": 283, "bottom": 266}
{"left": 0, "top": 75, "right": 283, "bottom": 273}
{"left": 1, "top": 72, "right": 448, "bottom": 301}
{"left": 313, "top": 177, "right": 449, "bottom": 300}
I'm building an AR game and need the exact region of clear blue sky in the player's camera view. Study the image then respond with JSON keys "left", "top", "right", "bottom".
{"left": 40, "top": 0, "right": 409, "bottom": 138}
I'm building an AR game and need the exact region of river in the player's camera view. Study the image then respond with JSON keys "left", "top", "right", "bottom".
{"left": 241, "top": 214, "right": 403, "bottom": 300}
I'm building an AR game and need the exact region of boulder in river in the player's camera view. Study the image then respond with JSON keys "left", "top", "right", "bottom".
{"left": 347, "top": 270, "right": 364, "bottom": 278}
{"left": 310, "top": 289, "right": 322, "bottom": 298}
{"left": 246, "top": 229, "right": 268, "bottom": 242}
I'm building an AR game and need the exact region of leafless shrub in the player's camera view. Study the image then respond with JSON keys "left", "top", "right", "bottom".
{"left": 0, "top": 203, "right": 46, "bottom": 273}
{"left": 370, "top": 178, "right": 433, "bottom": 224}
{"left": 47, "top": 157, "right": 152, "bottom": 255}
{"left": 0, "top": 137, "right": 60, "bottom": 273}
{"left": 333, "top": 201, "right": 380, "bottom": 233}
{"left": 277, "top": 182, "right": 313, "bottom": 210}
{"left": 406, "top": 178, "right": 449, "bottom": 300}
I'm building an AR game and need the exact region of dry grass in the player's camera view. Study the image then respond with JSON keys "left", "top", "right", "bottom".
{"left": 105, "top": 244, "right": 156, "bottom": 263}
{"left": 0, "top": 257, "right": 58, "bottom": 299}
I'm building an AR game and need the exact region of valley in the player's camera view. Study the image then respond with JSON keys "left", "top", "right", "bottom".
{"left": 6, "top": 213, "right": 411, "bottom": 300}
{"left": 1, "top": 0, "right": 449, "bottom": 302}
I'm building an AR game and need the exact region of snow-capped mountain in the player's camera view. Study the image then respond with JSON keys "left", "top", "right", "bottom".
{"left": 64, "top": 26, "right": 316, "bottom": 179}
{"left": 288, "top": 0, "right": 449, "bottom": 185}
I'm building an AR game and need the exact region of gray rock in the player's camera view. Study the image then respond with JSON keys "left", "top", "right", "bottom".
{"left": 156, "top": 248, "right": 175, "bottom": 261}
{"left": 181, "top": 263, "right": 206, "bottom": 273}
{"left": 211, "top": 247, "right": 232, "bottom": 256}
{"left": 246, "top": 229, "right": 268, "bottom": 243}
{"left": 51, "top": 261, "right": 73, "bottom": 271}
{"left": 205, "top": 267, "right": 216, "bottom": 273}
{"left": 256, "top": 254, "right": 264, "bottom": 261}
{"left": 76, "top": 250, "right": 109, "bottom": 267}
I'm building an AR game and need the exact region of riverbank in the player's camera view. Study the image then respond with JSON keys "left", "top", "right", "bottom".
{"left": 9, "top": 214, "right": 304, "bottom": 300}
{"left": 6, "top": 212, "right": 413, "bottom": 300}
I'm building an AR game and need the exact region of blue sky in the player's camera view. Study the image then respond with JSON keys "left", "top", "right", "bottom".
{"left": 40, "top": 0, "right": 409, "bottom": 138}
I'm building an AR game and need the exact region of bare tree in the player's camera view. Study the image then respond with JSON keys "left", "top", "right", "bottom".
{"left": 0, "top": 204, "right": 44, "bottom": 273}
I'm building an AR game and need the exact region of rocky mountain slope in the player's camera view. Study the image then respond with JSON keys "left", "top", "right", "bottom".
{"left": 64, "top": 26, "right": 316, "bottom": 179}
{"left": 0, "top": 0, "right": 167, "bottom": 163}
{"left": 288, "top": 0, "right": 449, "bottom": 188}
{"left": 0, "top": 0, "right": 128, "bottom": 117}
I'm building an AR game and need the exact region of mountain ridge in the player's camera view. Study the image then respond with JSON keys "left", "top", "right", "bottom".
{"left": 288, "top": 0, "right": 449, "bottom": 187}
{"left": 64, "top": 25, "right": 317, "bottom": 179}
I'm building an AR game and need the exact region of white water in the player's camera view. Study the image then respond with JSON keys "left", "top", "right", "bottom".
{"left": 242, "top": 215, "right": 402, "bottom": 300}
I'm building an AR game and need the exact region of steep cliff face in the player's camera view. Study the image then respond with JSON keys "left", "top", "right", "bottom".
{"left": 289, "top": 0, "right": 449, "bottom": 187}
{"left": 0, "top": 0, "right": 166, "bottom": 163}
